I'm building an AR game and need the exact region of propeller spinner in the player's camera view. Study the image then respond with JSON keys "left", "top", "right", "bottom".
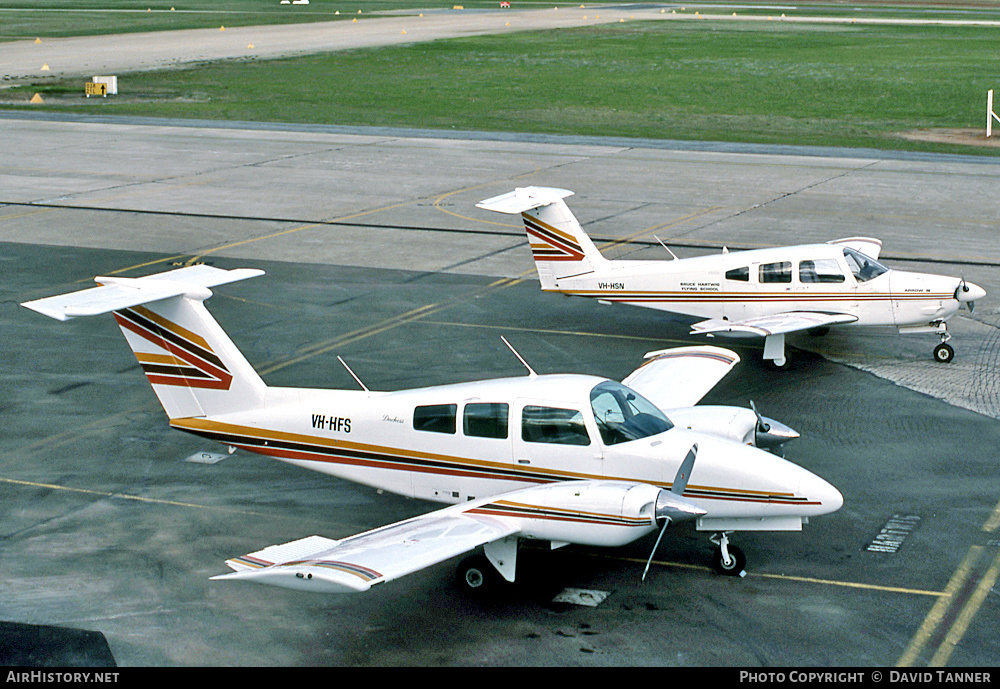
{"left": 750, "top": 400, "right": 799, "bottom": 451}
{"left": 954, "top": 276, "right": 986, "bottom": 312}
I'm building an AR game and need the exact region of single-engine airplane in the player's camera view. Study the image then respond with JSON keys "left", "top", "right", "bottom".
{"left": 22, "top": 265, "right": 841, "bottom": 595}
{"left": 477, "top": 187, "right": 986, "bottom": 368}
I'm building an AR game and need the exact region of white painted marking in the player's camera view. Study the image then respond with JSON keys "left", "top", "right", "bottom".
{"left": 185, "top": 450, "right": 229, "bottom": 465}
{"left": 551, "top": 588, "right": 610, "bottom": 607}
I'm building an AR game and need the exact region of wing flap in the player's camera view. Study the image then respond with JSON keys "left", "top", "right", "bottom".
{"left": 691, "top": 312, "right": 858, "bottom": 338}
{"left": 622, "top": 345, "right": 741, "bottom": 409}
{"left": 21, "top": 265, "right": 264, "bottom": 321}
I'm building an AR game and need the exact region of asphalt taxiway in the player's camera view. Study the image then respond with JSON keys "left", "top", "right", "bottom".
{"left": 2, "top": 113, "right": 1000, "bottom": 667}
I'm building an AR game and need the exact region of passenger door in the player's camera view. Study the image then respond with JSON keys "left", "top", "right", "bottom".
{"left": 512, "top": 399, "right": 603, "bottom": 482}
{"left": 796, "top": 257, "right": 857, "bottom": 315}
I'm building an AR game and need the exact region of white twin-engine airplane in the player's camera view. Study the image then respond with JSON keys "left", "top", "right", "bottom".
{"left": 23, "top": 265, "right": 841, "bottom": 595}
{"left": 477, "top": 187, "right": 986, "bottom": 367}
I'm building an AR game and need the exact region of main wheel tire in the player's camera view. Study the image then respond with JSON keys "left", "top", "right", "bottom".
{"left": 933, "top": 342, "right": 954, "bottom": 363}
{"left": 711, "top": 544, "right": 747, "bottom": 576}
{"left": 765, "top": 353, "right": 792, "bottom": 371}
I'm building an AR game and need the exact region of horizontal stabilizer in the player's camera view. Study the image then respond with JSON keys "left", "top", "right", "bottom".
{"left": 476, "top": 186, "right": 575, "bottom": 215}
{"left": 22, "top": 265, "right": 264, "bottom": 321}
{"left": 691, "top": 312, "right": 857, "bottom": 338}
{"left": 622, "top": 346, "right": 740, "bottom": 409}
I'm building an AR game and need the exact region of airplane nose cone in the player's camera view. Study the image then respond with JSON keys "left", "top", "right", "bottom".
{"left": 798, "top": 471, "right": 844, "bottom": 515}
{"left": 958, "top": 281, "right": 986, "bottom": 303}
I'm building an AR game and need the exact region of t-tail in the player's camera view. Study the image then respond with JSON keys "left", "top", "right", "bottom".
{"left": 21, "top": 265, "right": 267, "bottom": 421}
{"left": 477, "top": 187, "right": 607, "bottom": 289}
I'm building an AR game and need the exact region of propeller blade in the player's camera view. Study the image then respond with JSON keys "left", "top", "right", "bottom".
{"left": 955, "top": 278, "right": 969, "bottom": 302}
{"left": 642, "top": 519, "right": 669, "bottom": 581}
{"left": 749, "top": 400, "right": 770, "bottom": 433}
{"left": 643, "top": 455, "right": 708, "bottom": 582}
{"left": 671, "top": 443, "right": 697, "bottom": 496}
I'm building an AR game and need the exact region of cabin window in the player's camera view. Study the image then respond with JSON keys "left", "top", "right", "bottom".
{"left": 521, "top": 406, "right": 591, "bottom": 446}
{"left": 463, "top": 402, "right": 509, "bottom": 439}
{"left": 799, "top": 259, "right": 845, "bottom": 283}
{"left": 725, "top": 266, "right": 749, "bottom": 282}
{"left": 759, "top": 261, "right": 792, "bottom": 284}
{"left": 590, "top": 381, "right": 673, "bottom": 445}
{"left": 413, "top": 404, "right": 457, "bottom": 434}
{"left": 843, "top": 247, "right": 888, "bottom": 282}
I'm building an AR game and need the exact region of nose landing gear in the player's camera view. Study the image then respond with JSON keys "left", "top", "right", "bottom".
{"left": 933, "top": 341, "right": 954, "bottom": 363}
{"left": 710, "top": 532, "right": 746, "bottom": 576}
{"left": 933, "top": 326, "right": 954, "bottom": 364}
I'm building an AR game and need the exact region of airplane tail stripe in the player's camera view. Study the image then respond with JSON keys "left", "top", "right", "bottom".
{"left": 114, "top": 308, "right": 234, "bottom": 390}
{"left": 522, "top": 214, "right": 580, "bottom": 246}
{"left": 523, "top": 215, "right": 586, "bottom": 262}
{"left": 120, "top": 306, "right": 228, "bottom": 371}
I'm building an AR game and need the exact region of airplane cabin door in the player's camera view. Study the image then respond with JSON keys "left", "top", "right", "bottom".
{"left": 796, "top": 257, "right": 857, "bottom": 315}
{"left": 512, "top": 399, "right": 604, "bottom": 482}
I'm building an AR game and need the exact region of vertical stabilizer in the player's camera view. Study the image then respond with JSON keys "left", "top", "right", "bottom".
{"left": 477, "top": 187, "right": 607, "bottom": 289}
{"left": 22, "top": 265, "right": 267, "bottom": 420}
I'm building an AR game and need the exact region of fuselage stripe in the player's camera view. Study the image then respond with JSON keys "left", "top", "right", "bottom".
{"left": 170, "top": 418, "right": 815, "bottom": 506}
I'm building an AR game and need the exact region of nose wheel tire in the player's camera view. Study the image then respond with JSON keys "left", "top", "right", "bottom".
{"left": 712, "top": 544, "right": 746, "bottom": 576}
{"left": 933, "top": 342, "right": 954, "bottom": 363}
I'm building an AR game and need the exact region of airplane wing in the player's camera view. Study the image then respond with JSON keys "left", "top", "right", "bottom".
{"left": 211, "top": 479, "right": 674, "bottom": 594}
{"left": 827, "top": 237, "right": 882, "bottom": 259}
{"left": 622, "top": 345, "right": 741, "bottom": 409}
{"left": 690, "top": 311, "right": 858, "bottom": 339}
{"left": 211, "top": 503, "right": 519, "bottom": 593}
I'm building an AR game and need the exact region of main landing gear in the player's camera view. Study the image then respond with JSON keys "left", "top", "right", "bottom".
{"left": 455, "top": 533, "right": 750, "bottom": 595}
{"left": 710, "top": 532, "right": 746, "bottom": 576}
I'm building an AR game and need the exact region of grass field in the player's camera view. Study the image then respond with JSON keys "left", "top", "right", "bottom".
{"left": 4, "top": 5, "right": 1000, "bottom": 155}
{"left": 10, "top": 19, "right": 1000, "bottom": 154}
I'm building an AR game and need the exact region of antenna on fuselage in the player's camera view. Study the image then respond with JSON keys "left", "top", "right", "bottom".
{"left": 654, "top": 235, "right": 679, "bottom": 261}
{"left": 501, "top": 336, "right": 537, "bottom": 379}
{"left": 337, "top": 356, "right": 370, "bottom": 394}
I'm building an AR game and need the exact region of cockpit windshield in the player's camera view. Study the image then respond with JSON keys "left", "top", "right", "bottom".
{"left": 589, "top": 381, "right": 673, "bottom": 445}
{"left": 843, "top": 247, "right": 888, "bottom": 282}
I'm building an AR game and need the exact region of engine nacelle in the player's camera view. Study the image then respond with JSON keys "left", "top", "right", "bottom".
{"left": 481, "top": 480, "right": 661, "bottom": 548}
{"left": 666, "top": 405, "right": 798, "bottom": 450}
